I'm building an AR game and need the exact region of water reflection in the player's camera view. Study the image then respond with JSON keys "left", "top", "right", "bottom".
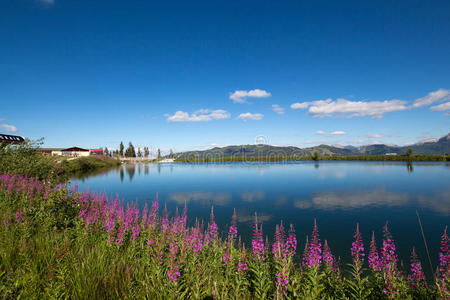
{"left": 407, "top": 162, "right": 414, "bottom": 173}
{"left": 168, "top": 192, "right": 231, "bottom": 206}
{"left": 120, "top": 167, "right": 124, "bottom": 182}
{"left": 293, "top": 188, "right": 408, "bottom": 210}
{"left": 241, "top": 191, "right": 265, "bottom": 202}
{"left": 125, "top": 164, "right": 135, "bottom": 181}
{"left": 418, "top": 190, "right": 450, "bottom": 215}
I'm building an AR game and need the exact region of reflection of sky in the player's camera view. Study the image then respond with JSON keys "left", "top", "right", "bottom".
{"left": 72, "top": 161, "right": 450, "bottom": 215}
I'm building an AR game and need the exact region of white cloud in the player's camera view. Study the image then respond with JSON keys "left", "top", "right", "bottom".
{"left": 0, "top": 124, "right": 18, "bottom": 132}
{"left": 412, "top": 89, "right": 450, "bottom": 108}
{"left": 230, "top": 89, "right": 271, "bottom": 103}
{"left": 290, "top": 89, "right": 450, "bottom": 118}
{"left": 430, "top": 101, "right": 450, "bottom": 112}
{"left": 315, "top": 130, "right": 347, "bottom": 136}
{"left": 271, "top": 104, "right": 285, "bottom": 114}
{"left": 291, "top": 98, "right": 408, "bottom": 119}
{"left": 358, "top": 133, "right": 392, "bottom": 138}
{"left": 237, "top": 112, "right": 263, "bottom": 121}
{"left": 166, "top": 109, "right": 230, "bottom": 122}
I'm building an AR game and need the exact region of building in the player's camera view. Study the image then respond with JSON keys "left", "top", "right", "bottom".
{"left": 38, "top": 148, "right": 64, "bottom": 156}
{"left": 89, "top": 149, "right": 103, "bottom": 155}
{"left": 60, "top": 147, "right": 90, "bottom": 157}
{"left": 0, "top": 133, "right": 25, "bottom": 145}
{"left": 38, "top": 146, "right": 104, "bottom": 157}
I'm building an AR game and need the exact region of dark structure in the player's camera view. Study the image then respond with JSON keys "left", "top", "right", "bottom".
{"left": 0, "top": 133, "right": 25, "bottom": 144}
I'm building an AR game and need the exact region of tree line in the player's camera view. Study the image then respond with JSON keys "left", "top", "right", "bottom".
{"left": 101, "top": 142, "right": 174, "bottom": 159}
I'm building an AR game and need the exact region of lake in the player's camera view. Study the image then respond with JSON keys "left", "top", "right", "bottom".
{"left": 71, "top": 161, "right": 449, "bottom": 274}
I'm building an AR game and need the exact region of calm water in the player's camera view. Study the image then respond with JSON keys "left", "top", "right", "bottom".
{"left": 71, "top": 161, "right": 449, "bottom": 273}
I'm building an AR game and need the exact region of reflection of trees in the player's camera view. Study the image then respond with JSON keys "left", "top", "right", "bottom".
{"left": 407, "top": 162, "right": 414, "bottom": 173}
{"left": 157, "top": 164, "right": 161, "bottom": 174}
{"left": 314, "top": 162, "right": 319, "bottom": 169}
{"left": 144, "top": 164, "right": 149, "bottom": 175}
{"left": 126, "top": 164, "right": 136, "bottom": 182}
{"left": 120, "top": 167, "right": 124, "bottom": 182}
{"left": 138, "top": 163, "right": 142, "bottom": 175}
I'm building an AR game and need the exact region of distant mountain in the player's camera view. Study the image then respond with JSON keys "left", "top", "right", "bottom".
{"left": 174, "top": 133, "right": 450, "bottom": 158}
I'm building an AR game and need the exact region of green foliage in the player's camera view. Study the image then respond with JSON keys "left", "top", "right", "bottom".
{"left": 125, "top": 142, "right": 136, "bottom": 157}
{"left": 0, "top": 139, "right": 63, "bottom": 180}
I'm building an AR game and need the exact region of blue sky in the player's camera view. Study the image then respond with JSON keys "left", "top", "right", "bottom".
{"left": 1, "top": 0, "right": 449, "bottom": 153}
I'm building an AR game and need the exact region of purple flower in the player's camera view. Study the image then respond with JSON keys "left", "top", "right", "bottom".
{"left": 227, "top": 208, "right": 238, "bottom": 244}
{"left": 302, "top": 236, "right": 310, "bottom": 267}
{"left": 351, "top": 223, "right": 365, "bottom": 265}
{"left": 252, "top": 213, "right": 265, "bottom": 260}
{"left": 369, "top": 231, "right": 382, "bottom": 272}
{"left": 276, "top": 272, "right": 289, "bottom": 297}
{"left": 409, "top": 247, "right": 426, "bottom": 286}
{"left": 323, "top": 240, "right": 335, "bottom": 271}
{"left": 382, "top": 222, "right": 398, "bottom": 268}
{"left": 238, "top": 246, "right": 248, "bottom": 272}
{"left": 161, "top": 203, "right": 169, "bottom": 232}
{"left": 131, "top": 224, "right": 140, "bottom": 239}
{"left": 438, "top": 226, "right": 449, "bottom": 278}
{"left": 272, "top": 222, "right": 286, "bottom": 260}
{"left": 167, "top": 265, "right": 181, "bottom": 283}
{"left": 285, "top": 224, "right": 297, "bottom": 258}
{"left": 205, "top": 207, "right": 218, "bottom": 244}
{"left": 187, "top": 226, "right": 204, "bottom": 255}
{"left": 306, "top": 219, "right": 322, "bottom": 268}
{"left": 222, "top": 251, "right": 232, "bottom": 266}
{"left": 15, "top": 211, "right": 23, "bottom": 223}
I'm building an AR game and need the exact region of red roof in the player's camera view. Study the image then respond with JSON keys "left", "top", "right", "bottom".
{"left": 61, "top": 147, "right": 89, "bottom": 152}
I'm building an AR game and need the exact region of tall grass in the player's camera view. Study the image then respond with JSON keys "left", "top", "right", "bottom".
{"left": 0, "top": 173, "right": 448, "bottom": 299}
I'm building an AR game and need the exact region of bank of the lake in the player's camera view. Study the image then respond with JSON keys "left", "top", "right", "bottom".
{"left": 174, "top": 154, "right": 448, "bottom": 163}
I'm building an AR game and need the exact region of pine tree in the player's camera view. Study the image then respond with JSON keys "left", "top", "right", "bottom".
{"left": 137, "top": 148, "right": 142, "bottom": 157}
{"left": 144, "top": 147, "right": 150, "bottom": 158}
{"left": 119, "top": 142, "right": 124, "bottom": 156}
{"left": 169, "top": 149, "right": 174, "bottom": 158}
{"left": 125, "top": 142, "right": 136, "bottom": 157}
{"left": 157, "top": 148, "right": 161, "bottom": 159}
{"left": 104, "top": 147, "right": 109, "bottom": 156}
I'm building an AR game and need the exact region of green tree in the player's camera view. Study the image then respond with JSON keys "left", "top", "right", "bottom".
{"left": 144, "top": 147, "right": 150, "bottom": 158}
{"left": 119, "top": 141, "right": 124, "bottom": 156}
{"left": 312, "top": 151, "right": 320, "bottom": 161}
{"left": 103, "top": 147, "right": 109, "bottom": 156}
{"left": 125, "top": 142, "right": 136, "bottom": 157}
{"left": 137, "top": 148, "right": 142, "bottom": 157}
{"left": 157, "top": 148, "right": 161, "bottom": 159}
{"left": 169, "top": 149, "right": 174, "bottom": 158}
{"left": 406, "top": 148, "right": 413, "bottom": 160}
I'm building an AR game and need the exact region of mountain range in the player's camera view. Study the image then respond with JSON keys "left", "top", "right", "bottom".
{"left": 174, "top": 133, "right": 450, "bottom": 158}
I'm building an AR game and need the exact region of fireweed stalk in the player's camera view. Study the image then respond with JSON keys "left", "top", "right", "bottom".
{"left": 0, "top": 173, "right": 448, "bottom": 299}
{"left": 347, "top": 223, "right": 371, "bottom": 299}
